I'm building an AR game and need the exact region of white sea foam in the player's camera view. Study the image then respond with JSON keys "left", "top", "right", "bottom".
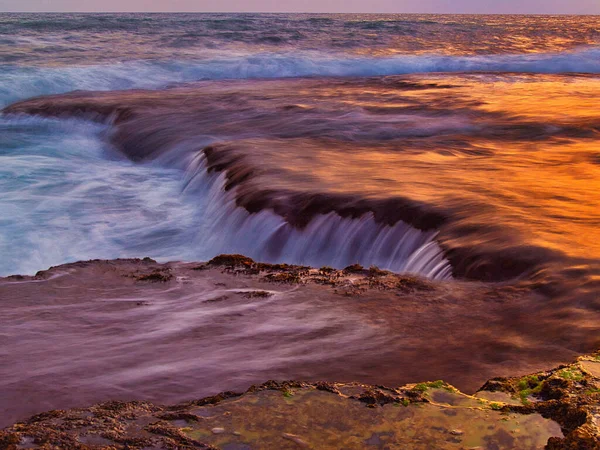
{"left": 0, "top": 116, "right": 202, "bottom": 276}
{"left": 2, "top": 47, "right": 600, "bottom": 107}
{"left": 0, "top": 116, "right": 451, "bottom": 279}
{"left": 182, "top": 154, "right": 452, "bottom": 280}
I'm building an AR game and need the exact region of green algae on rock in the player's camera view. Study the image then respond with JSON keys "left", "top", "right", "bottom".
{"left": 179, "top": 387, "right": 559, "bottom": 449}
{"left": 2, "top": 355, "right": 600, "bottom": 449}
{"left": 477, "top": 353, "right": 600, "bottom": 449}
{"left": 0, "top": 380, "right": 564, "bottom": 450}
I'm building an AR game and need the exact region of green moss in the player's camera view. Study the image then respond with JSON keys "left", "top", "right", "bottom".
{"left": 490, "top": 402, "right": 503, "bottom": 411}
{"left": 519, "top": 390, "right": 532, "bottom": 404}
{"left": 557, "top": 368, "right": 585, "bottom": 381}
{"left": 282, "top": 389, "right": 294, "bottom": 398}
{"left": 517, "top": 375, "right": 540, "bottom": 391}
{"left": 393, "top": 398, "right": 410, "bottom": 407}
{"left": 515, "top": 375, "right": 543, "bottom": 404}
{"left": 413, "top": 380, "right": 447, "bottom": 393}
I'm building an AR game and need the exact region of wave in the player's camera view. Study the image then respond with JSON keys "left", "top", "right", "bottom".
{"left": 183, "top": 154, "right": 452, "bottom": 280}
{"left": 0, "top": 115, "right": 451, "bottom": 279}
{"left": 0, "top": 116, "right": 202, "bottom": 276}
{"left": 2, "top": 47, "right": 600, "bottom": 107}
{"left": 3, "top": 78, "right": 581, "bottom": 282}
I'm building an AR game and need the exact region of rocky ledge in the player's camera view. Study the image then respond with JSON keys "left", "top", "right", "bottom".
{"left": 1, "top": 255, "right": 599, "bottom": 449}
{"left": 1, "top": 353, "right": 599, "bottom": 449}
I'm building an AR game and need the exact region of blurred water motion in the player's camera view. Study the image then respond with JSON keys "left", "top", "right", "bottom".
{"left": 1, "top": 13, "right": 600, "bottom": 428}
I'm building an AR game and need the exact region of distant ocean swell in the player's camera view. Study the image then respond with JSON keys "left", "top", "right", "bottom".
{"left": 2, "top": 47, "right": 600, "bottom": 107}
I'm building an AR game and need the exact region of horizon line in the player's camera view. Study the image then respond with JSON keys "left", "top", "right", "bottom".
{"left": 2, "top": 11, "right": 600, "bottom": 15}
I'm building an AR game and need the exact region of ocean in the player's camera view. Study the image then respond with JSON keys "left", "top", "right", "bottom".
{"left": 1, "top": 13, "right": 600, "bottom": 430}
{"left": 1, "top": 13, "right": 599, "bottom": 279}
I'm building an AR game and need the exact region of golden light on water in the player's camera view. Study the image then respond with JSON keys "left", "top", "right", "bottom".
{"left": 265, "top": 75, "right": 600, "bottom": 261}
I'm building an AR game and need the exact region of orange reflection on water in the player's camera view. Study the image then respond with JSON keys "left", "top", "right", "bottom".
{"left": 269, "top": 75, "right": 600, "bottom": 261}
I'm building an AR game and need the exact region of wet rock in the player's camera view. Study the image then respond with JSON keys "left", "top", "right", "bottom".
{"left": 157, "top": 412, "right": 200, "bottom": 422}
{"left": 241, "top": 290, "right": 273, "bottom": 299}
{"left": 367, "top": 266, "right": 388, "bottom": 277}
{"left": 261, "top": 272, "right": 302, "bottom": 284}
{"left": 0, "top": 367, "right": 580, "bottom": 449}
{"left": 342, "top": 263, "right": 365, "bottom": 274}
{"left": 395, "top": 275, "right": 435, "bottom": 292}
{"left": 208, "top": 254, "right": 255, "bottom": 267}
{"left": 1, "top": 258, "right": 599, "bottom": 448}
{"left": 135, "top": 270, "right": 173, "bottom": 282}
{"left": 477, "top": 356, "right": 600, "bottom": 449}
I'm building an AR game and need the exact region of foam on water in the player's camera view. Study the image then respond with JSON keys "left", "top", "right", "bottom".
{"left": 183, "top": 154, "right": 452, "bottom": 280}
{"left": 0, "top": 116, "right": 451, "bottom": 279}
{"left": 3, "top": 47, "right": 600, "bottom": 107}
{"left": 5, "top": 15, "right": 593, "bottom": 279}
{"left": 0, "top": 116, "right": 201, "bottom": 275}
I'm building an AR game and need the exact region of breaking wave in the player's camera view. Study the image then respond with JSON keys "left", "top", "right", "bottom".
{"left": 0, "top": 115, "right": 451, "bottom": 279}
{"left": 183, "top": 154, "right": 452, "bottom": 280}
{"left": 2, "top": 47, "right": 600, "bottom": 107}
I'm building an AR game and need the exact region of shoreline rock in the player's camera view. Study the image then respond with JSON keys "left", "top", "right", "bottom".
{"left": 1, "top": 354, "right": 598, "bottom": 449}
{"left": 1, "top": 255, "right": 599, "bottom": 448}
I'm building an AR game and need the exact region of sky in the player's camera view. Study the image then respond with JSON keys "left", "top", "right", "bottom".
{"left": 1, "top": 0, "right": 599, "bottom": 14}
